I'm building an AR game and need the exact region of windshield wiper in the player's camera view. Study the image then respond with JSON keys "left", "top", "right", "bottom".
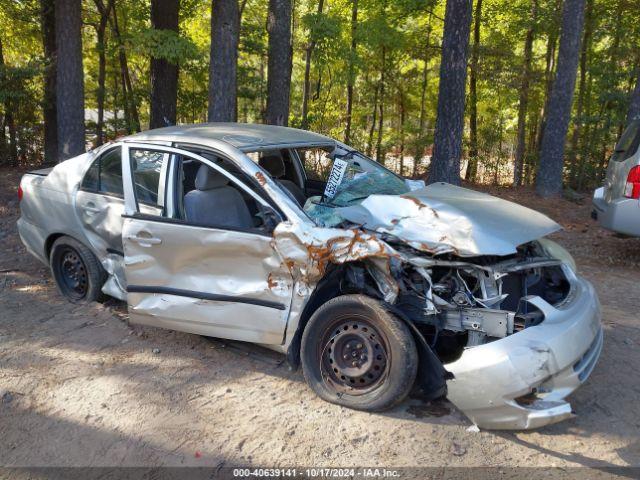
{"left": 327, "top": 194, "right": 370, "bottom": 207}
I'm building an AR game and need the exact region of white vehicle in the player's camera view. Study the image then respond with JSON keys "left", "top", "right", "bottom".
{"left": 593, "top": 118, "right": 640, "bottom": 236}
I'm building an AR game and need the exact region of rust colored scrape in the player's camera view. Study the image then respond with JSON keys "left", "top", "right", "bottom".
{"left": 305, "top": 229, "right": 390, "bottom": 276}
{"left": 267, "top": 272, "right": 278, "bottom": 290}
{"left": 255, "top": 171, "right": 268, "bottom": 186}
{"left": 400, "top": 195, "right": 440, "bottom": 218}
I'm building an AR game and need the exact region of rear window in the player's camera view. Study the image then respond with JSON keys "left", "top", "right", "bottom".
{"left": 612, "top": 120, "right": 640, "bottom": 162}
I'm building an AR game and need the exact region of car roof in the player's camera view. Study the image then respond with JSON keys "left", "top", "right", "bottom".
{"left": 123, "top": 123, "right": 336, "bottom": 152}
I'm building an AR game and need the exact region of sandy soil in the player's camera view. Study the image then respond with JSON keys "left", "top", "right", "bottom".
{"left": 1, "top": 166, "right": 639, "bottom": 470}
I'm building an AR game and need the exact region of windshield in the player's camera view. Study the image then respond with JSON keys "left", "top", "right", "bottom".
{"left": 302, "top": 148, "right": 410, "bottom": 226}
{"left": 324, "top": 151, "right": 409, "bottom": 206}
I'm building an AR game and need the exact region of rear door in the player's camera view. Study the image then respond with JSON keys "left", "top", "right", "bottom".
{"left": 75, "top": 145, "right": 164, "bottom": 255}
{"left": 121, "top": 143, "right": 293, "bottom": 345}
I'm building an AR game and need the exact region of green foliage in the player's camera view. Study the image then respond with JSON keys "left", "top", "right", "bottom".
{"left": 0, "top": 0, "right": 638, "bottom": 185}
{"left": 133, "top": 28, "right": 199, "bottom": 65}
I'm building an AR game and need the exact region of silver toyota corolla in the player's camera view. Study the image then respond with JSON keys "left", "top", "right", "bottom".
{"left": 17, "top": 123, "right": 603, "bottom": 429}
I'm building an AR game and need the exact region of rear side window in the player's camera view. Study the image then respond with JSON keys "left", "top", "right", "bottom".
{"left": 613, "top": 120, "right": 640, "bottom": 162}
{"left": 80, "top": 148, "right": 124, "bottom": 197}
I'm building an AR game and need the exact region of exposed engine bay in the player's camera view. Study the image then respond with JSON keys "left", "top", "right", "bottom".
{"left": 347, "top": 240, "right": 572, "bottom": 362}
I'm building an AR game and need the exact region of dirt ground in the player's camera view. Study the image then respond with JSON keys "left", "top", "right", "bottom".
{"left": 1, "top": 166, "right": 639, "bottom": 470}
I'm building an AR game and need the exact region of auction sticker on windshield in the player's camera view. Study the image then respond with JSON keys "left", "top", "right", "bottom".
{"left": 323, "top": 158, "right": 349, "bottom": 199}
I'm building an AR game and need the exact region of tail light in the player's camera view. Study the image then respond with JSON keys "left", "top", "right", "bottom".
{"left": 624, "top": 166, "right": 640, "bottom": 199}
{"left": 17, "top": 185, "right": 23, "bottom": 202}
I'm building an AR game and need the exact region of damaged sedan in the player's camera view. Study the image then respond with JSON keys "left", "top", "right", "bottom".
{"left": 17, "top": 124, "right": 603, "bottom": 429}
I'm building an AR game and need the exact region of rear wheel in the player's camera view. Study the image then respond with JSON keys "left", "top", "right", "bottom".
{"left": 50, "top": 236, "right": 106, "bottom": 304}
{"left": 301, "top": 294, "right": 418, "bottom": 411}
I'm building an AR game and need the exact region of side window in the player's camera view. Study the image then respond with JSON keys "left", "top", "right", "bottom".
{"left": 297, "top": 148, "right": 333, "bottom": 181}
{"left": 80, "top": 147, "right": 123, "bottom": 197}
{"left": 178, "top": 156, "right": 275, "bottom": 233}
{"left": 100, "top": 149, "right": 124, "bottom": 196}
{"left": 130, "top": 149, "right": 166, "bottom": 206}
{"left": 247, "top": 149, "right": 299, "bottom": 183}
{"left": 81, "top": 158, "right": 100, "bottom": 191}
{"left": 179, "top": 147, "right": 283, "bottom": 213}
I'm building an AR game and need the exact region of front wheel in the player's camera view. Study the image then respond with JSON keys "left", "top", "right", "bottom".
{"left": 301, "top": 294, "right": 418, "bottom": 411}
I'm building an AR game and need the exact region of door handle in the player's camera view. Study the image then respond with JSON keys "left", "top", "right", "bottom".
{"left": 83, "top": 204, "right": 101, "bottom": 214}
{"left": 128, "top": 232, "right": 162, "bottom": 247}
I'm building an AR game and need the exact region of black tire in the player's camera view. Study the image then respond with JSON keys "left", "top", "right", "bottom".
{"left": 50, "top": 236, "right": 106, "bottom": 304}
{"left": 301, "top": 294, "right": 418, "bottom": 411}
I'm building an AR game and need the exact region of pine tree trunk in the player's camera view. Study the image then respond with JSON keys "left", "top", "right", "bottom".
{"left": 149, "top": 0, "right": 180, "bottom": 129}
{"left": 301, "top": 49, "right": 313, "bottom": 128}
{"left": 208, "top": 0, "right": 239, "bottom": 122}
{"left": 366, "top": 82, "right": 379, "bottom": 157}
{"left": 93, "top": 0, "right": 115, "bottom": 146}
{"left": 96, "top": 26, "right": 106, "bottom": 146}
{"left": 568, "top": 0, "right": 592, "bottom": 186}
{"left": 41, "top": 0, "right": 58, "bottom": 164}
{"left": 266, "top": 0, "right": 292, "bottom": 126}
{"left": 344, "top": 0, "right": 358, "bottom": 144}
{"left": 513, "top": 0, "right": 537, "bottom": 186}
{"left": 577, "top": 71, "right": 594, "bottom": 189}
{"left": 7, "top": 111, "right": 18, "bottom": 167}
{"left": 465, "top": 0, "right": 482, "bottom": 182}
{"left": 110, "top": 4, "right": 140, "bottom": 133}
{"left": 0, "top": 113, "right": 5, "bottom": 166}
{"left": 413, "top": 13, "right": 433, "bottom": 177}
{"left": 536, "top": 0, "right": 586, "bottom": 197}
{"left": 111, "top": 56, "right": 120, "bottom": 128}
{"left": 375, "top": 47, "right": 386, "bottom": 163}
{"left": 301, "top": 0, "right": 324, "bottom": 130}
{"left": 535, "top": 23, "right": 559, "bottom": 152}
{"left": 428, "top": 0, "right": 473, "bottom": 185}
{"left": 55, "top": 0, "right": 85, "bottom": 161}
{"left": 399, "top": 89, "right": 406, "bottom": 176}
{"left": 0, "top": 38, "right": 18, "bottom": 167}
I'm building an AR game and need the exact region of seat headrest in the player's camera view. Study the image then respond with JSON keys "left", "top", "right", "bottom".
{"left": 259, "top": 153, "right": 285, "bottom": 178}
{"left": 195, "top": 164, "right": 229, "bottom": 191}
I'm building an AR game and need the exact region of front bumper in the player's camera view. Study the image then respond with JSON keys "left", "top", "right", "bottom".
{"left": 445, "top": 267, "right": 603, "bottom": 430}
{"left": 592, "top": 186, "right": 640, "bottom": 236}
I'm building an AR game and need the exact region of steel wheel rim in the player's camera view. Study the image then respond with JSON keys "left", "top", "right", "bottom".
{"left": 320, "top": 316, "right": 389, "bottom": 396}
{"left": 59, "top": 249, "right": 88, "bottom": 299}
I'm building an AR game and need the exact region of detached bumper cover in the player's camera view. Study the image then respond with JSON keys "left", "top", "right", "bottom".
{"left": 445, "top": 268, "right": 603, "bottom": 430}
{"left": 592, "top": 186, "right": 640, "bottom": 236}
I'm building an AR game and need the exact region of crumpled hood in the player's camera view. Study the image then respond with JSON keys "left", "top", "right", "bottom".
{"left": 337, "top": 182, "right": 562, "bottom": 257}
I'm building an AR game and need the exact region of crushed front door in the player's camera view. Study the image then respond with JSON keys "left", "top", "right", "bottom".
{"left": 120, "top": 143, "right": 293, "bottom": 345}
